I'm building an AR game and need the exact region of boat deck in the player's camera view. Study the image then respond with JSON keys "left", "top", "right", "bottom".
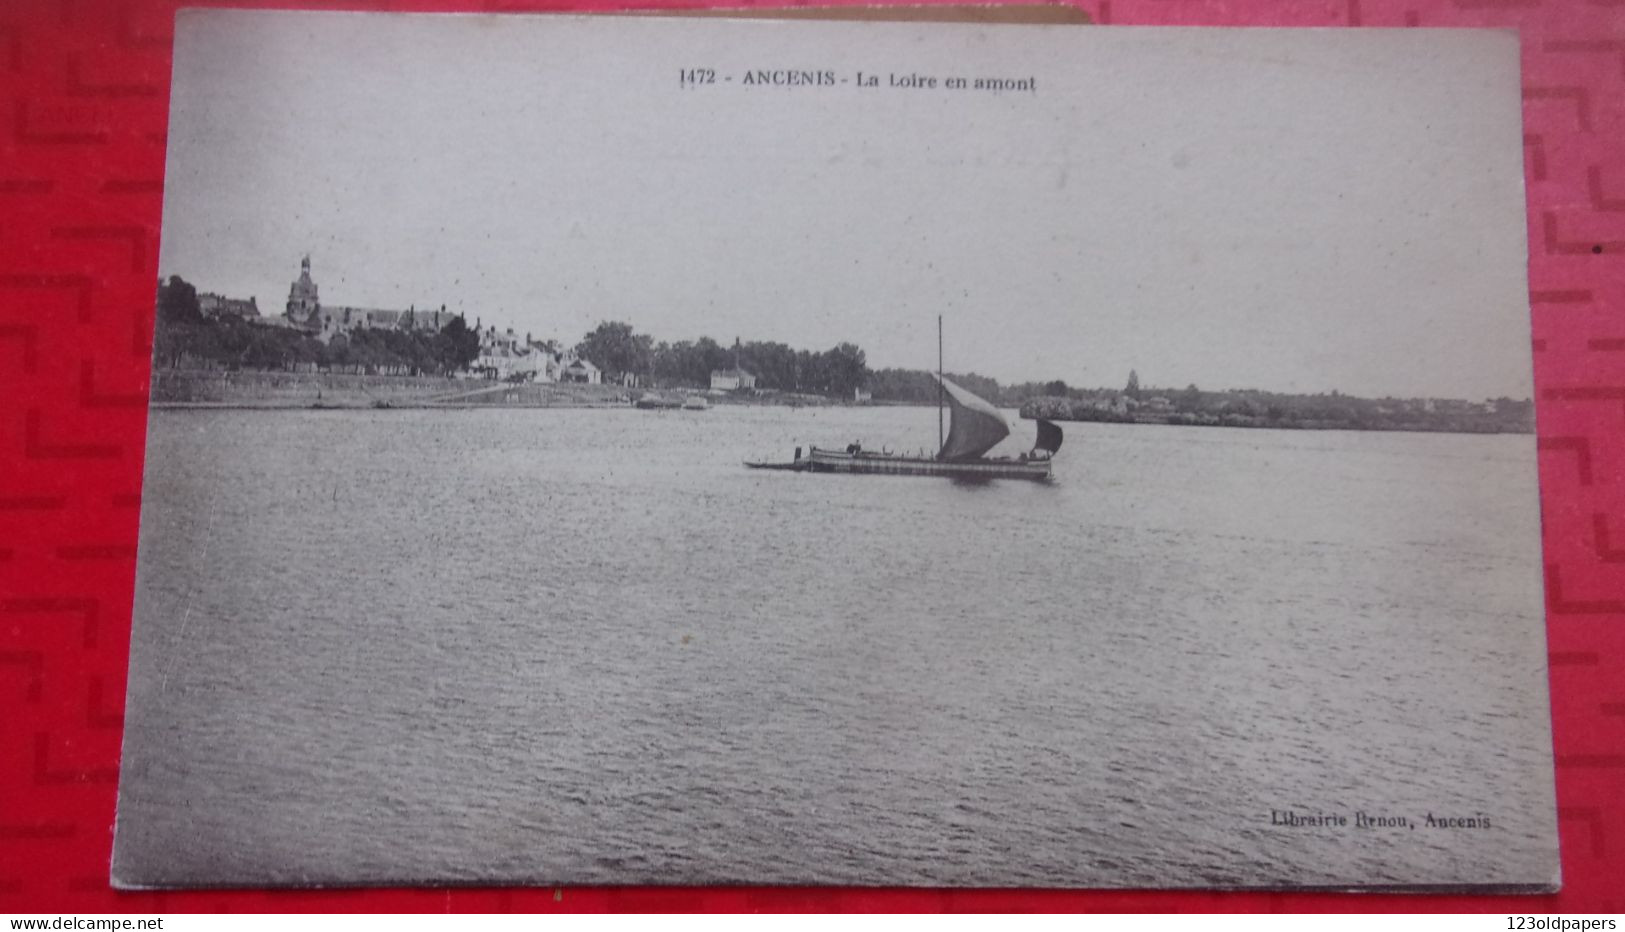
{"left": 746, "top": 447, "right": 1051, "bottom": 481}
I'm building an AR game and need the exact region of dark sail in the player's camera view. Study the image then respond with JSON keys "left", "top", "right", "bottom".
{"left": 1035, "top": 419, "right": 1064, "bottom": 454}
{"left": 933, "top": 373, "right": 1010, "bottom": 461}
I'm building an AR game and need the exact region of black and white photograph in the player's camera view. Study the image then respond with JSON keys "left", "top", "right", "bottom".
{"left": 114, "top": 10, "right": 1559, "bottom": 891}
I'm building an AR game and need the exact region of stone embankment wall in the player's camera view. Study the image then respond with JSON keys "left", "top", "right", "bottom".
{"left": 151, "top": 370, "right": 635, "bottom": 407}
{"left": 152, "top": 370, "right": 460, "bottom": 406}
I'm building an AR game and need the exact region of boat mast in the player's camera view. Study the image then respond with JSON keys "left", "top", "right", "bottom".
{"left": 937, "top": 314, "right": 944, "bottom": 457}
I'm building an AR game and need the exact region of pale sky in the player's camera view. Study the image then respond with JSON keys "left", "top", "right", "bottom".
{"left": 160, "top": 11, "right": 1533, "bottom": 398}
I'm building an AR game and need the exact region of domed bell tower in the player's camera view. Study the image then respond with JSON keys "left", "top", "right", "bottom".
{"left": 285, "top": 254, "right": 320, "bottom": 325}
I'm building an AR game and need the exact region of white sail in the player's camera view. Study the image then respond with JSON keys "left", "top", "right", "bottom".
{"left": 933, "top": 373, "right": 1010, "bottom": 460}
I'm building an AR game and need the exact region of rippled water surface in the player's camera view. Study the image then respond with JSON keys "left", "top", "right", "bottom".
{"left": 114, "top": 407, "right": 1558, "bottom": 889}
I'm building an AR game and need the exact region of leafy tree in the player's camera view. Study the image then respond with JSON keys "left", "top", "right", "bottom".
{"left": 740, "top": 340, "right": 798, "bottom": 392}
{"left": 820, "top": 342, "right": 868, "bottom": 398}
{"left": 151, "top": 320, "right": 197, "bottom": 369}
{"left": 576, "top": 321, "right": 653, "bottom": 381}
{"left": 694, "top": 337, "right": 731, "bottom": 384}
{"left": 649, "top": 336, "right": 731, "bottom": 387}
{"left": 156, "top": 275, "right": 203, "bottom": 326}
{"left": 433, "top": 315, "right": 481, "bottom": 373}
{"left": 868, "top": 367, "right": 936, "bottom": 403}
{"left": 1125, "top": 369, "right": 1141, "bottom": 398}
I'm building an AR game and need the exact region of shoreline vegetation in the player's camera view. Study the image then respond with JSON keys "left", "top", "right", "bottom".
{"left": 149, "top": 370, "right": 845, "bottom": 410}
{"left": 152, "top": 275, "right": 1535, "bottom": 434}
{"left": 1018, "top": 387, "right": 1534, "bottom": 435}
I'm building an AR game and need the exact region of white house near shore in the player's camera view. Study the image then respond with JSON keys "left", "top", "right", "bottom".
{"left": 710, "top": 367, "right": 757, "bottom": 391}
{"left": 467, "top": 326, "right": 564, "bottom": 382}
{"left": 561, "top": 356, "right": 602, "bottom": 384}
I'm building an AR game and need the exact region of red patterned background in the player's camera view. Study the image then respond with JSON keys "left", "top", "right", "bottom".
{"left": 1, "top": 0, "right": 1621, "bottom": 913}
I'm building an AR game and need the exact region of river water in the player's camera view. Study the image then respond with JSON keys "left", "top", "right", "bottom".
{"left": 114, "top": 406, "right": 1558, "bottom": 889}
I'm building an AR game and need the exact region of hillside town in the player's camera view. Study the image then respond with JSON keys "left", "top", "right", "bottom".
{"left": 182, "top": 255, "right": 603, "bottom": 384}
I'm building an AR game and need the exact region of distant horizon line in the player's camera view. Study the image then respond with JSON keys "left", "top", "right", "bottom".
{"left": 161, "top": 269, "right": 1532, "bottom": 405}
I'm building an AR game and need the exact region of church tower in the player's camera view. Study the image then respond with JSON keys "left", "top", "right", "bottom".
{"left": 285, "top": 254, "right": 320, "bottom": 327}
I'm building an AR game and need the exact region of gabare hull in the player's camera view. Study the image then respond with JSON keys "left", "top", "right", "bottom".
{"left": 806, "top": 448, "right": 1051, "bottom": 481}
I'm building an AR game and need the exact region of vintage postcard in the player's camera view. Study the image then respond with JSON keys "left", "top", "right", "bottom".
{"left": 114, "top": 10, "right": 1558, "bottom": 890}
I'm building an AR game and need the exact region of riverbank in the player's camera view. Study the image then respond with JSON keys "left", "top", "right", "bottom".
{"left": 150, "top": 369, "right": 848, "bottom": 409}
{"left": 152, "top": 372, "right": 1536, "bottom": 434}
{"left": 1033, "top": 412, "right": 1535, "bottom": 434}
{"left": 1019, "top": 395, "right": 1534, "bottom": 435}
{"left": 151, "top": 370, "right": 614, "bottom": 408}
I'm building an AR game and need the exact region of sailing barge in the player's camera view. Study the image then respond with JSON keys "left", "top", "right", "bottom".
{"left": 746, "top": 373, "right": 1064, "bottom": 481}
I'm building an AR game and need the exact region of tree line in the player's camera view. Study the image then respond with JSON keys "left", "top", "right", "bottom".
{"left": 1020, "top": 373, "right": 1535, "bottom": 434}
{"left": 558, "top": 319, "right": 1089, "bottom": 404}
{"left": 574, "top": 321, "right": 868, "bottom": 397}
{"left": 573, "top": 322, "right": 1052, "bottom": 401}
